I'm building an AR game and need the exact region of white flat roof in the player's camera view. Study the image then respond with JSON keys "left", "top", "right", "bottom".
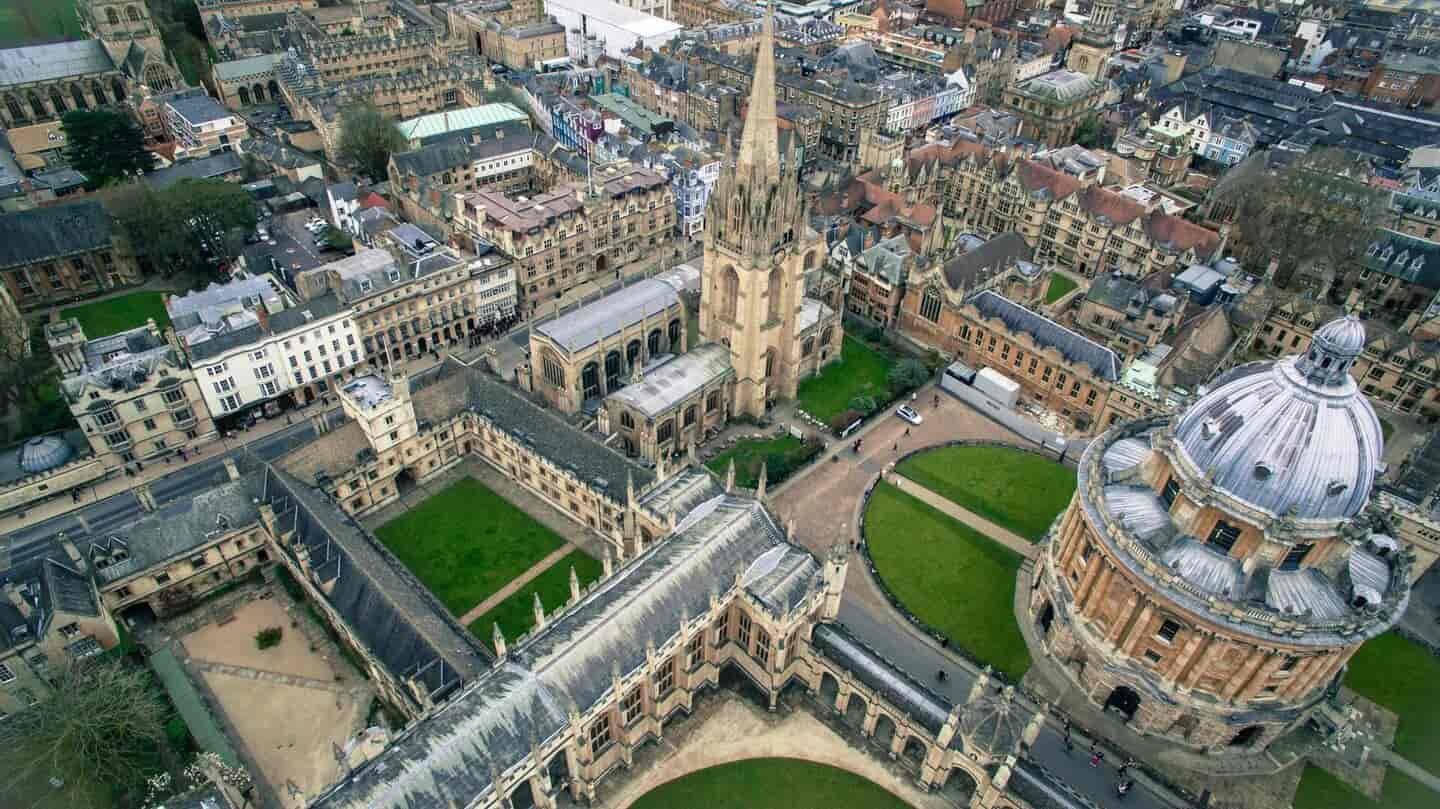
{"left": 545, "top": 0, "right": 681, "bottom": 36}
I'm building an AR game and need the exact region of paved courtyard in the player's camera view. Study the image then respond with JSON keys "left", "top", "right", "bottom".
{"left": 181, "top": 596, "right": 373, "bottom": 807}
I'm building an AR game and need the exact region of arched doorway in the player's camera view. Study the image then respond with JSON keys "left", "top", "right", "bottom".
{"left": 1229, "top": 725, "right": 1264, "bottom": 747}
{"left": 267, "top": 79, "right": 280, "bottom": 100}
{"left": 900, "top": 736, "right": 927, "bottom": 769}
{"left": 940, "top": 767, "right": 978, "bottom": 803}
{"left": 395, "top": 467, "right": 417, "bottom": 496}
{"left": 1104, "top": 685, "right": 1141, "bottom": 721}
{"left": 510, "top": 780, "right": 537, "bottom": 809}
{"left": 1037, "top": 600, "right": 1055, "bottom": 635}
{"left": 238, "top": 86, "right": 251, "bottom": 106}
{"left": 871, "top": 713, "right": 896, "bottom": 751}
{"left": 596, "top": 254, "right": 607, "bottom": 274}
{"left": 843, "top": 694, "right": 867, "bottom": 729}
{"left": 817, "top": 671, "right": 840, "bottom": 709}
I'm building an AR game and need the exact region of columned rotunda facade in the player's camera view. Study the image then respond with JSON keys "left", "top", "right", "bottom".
{"left": 1028, "top": 315, "right": 1412, "bottom": 751}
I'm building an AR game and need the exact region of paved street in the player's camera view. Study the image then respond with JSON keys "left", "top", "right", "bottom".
{"left": 771, "top": 389, "right": 1182, "bottom": 809}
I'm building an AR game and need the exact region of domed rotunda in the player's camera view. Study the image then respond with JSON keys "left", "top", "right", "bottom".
{"left": 1027, "top": 314, "right": 1410, "bottom": 752}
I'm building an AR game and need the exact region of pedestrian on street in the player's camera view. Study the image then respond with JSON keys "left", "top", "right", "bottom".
{"left": 893, "top": 442, "right": 898, "bottom": 452}
{"left": 1090, "top": 747, "right": 1104, "bottom": 768}
{"left": 904, "top": 427, "right": 911, "bottom": 437}
{"left": 933, "top": 394, "right": 940, "bottom": 408}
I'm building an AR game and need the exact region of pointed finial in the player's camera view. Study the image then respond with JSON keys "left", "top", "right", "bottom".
{"left": 725, "top": 458, "right": 736, "bottom": 492}
{"left": 492, "top": 622, "right": 507, "bottom": 658}
{"left": 532, "top": 592, "right": 546, "bottom": 628}
{"left": 756, "top": 462, "right": 768, "bottom": 500}
{"left": 603, "top": 546, "right": 614, "bottom": 576}
{"left": 569, "top": 565, "right": 581, "bottom": 602}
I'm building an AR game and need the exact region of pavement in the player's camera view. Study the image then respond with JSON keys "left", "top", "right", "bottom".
{"left": 770, "top": 386, "right": 1183, "bottom": 809}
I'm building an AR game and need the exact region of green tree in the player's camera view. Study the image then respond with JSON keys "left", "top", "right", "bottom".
{"left": 337, "top": 101, "right": 407, "bottom": 181}
{"left": 0, "top": 309, "right": 62, "bottom": 437}
{"left": 1074, "top": 114, "right": 1104, "bottom": 149}
{"left": 888, "top": 358, "right": 931, "bottom": 392}
{"left": 61, "top": 109, "right": 153, "bottom": 188}
{"left": 0, "top": 658, "right": 168, "bottom": 802}
{"left": 106, "top": 179, "right": 257, "bottom": 276}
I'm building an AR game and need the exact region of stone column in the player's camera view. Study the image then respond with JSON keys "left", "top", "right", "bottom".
{"left": 1184, "top": 637, "right": 1228, "bottom": 690}
{"left": 1224, "top": 649, "right": 1270, "bottom": 702}
{"left": 1120, "top": 601, "right": 1156, "bottom": 656}
{"left": 1076, "top": 559, "right": 1110, "bottom": 612}
{"left": 1239, "top": 654, "right": 1288, "bottom": 702}
{"left": 1280, "top": 656, "right": 1320, "bottom": 701}
{"left": 1165, "top": 630, "right": 1210, "bottom": 687}
{"left": 1105, "top": 590, "right": 1140, "bottom": 646}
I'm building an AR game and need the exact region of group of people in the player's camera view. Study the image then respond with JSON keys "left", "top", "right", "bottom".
{"left": 1062, "top": 722, "right": 1135, "bottom": 798}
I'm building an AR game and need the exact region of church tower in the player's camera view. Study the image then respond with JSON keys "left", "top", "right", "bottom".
{"left": 1066, "top": 0, "right": 1118, "bottom": 80}
{"left": 699, "top": 5, "right": 830, "bottom": 419}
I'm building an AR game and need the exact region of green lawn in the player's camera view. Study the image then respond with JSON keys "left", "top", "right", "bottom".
{"left": 0, "top": 0, "right": 84, "bottom": 48}
{"left": 375, "top": 477, "right": 567, "bottom": 615}
{"left": 865, "top": 482, "right": 1030, "bottom": 680}
{"left": 629, "top": 759, "right": 911, "bottom": 809}
{"left": 796, "top": 335, "right": 896, "bottom": 424}
{"left": 62, "top": 291, "right": 171, "bottom": 338}
{"left": 897, "top": 445, "right": 1076, "bottom": 541}
{"left": 1045, "top": 273, "right": 1078, "bottom": 304}
{"left": 468, "top": 549, "right": 603, "bottom": 647}
{"left": 706, "top": 435, "right": 808, "bottom": 489}
{"left": 1292, "top": 632, "right": 1440, "bottom": 809}
{"left": 1294, "top": 765, "right": 1432, "bottom": 809}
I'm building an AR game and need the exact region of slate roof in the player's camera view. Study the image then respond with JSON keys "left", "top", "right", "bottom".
{"left": 967, "top": 290, "right": 1120, "bottom": 381}
{"left": 0, "top": 40, "right": 116, "bottom": 85}
{"left": 0, "top": 201, "right": 114, "bottom": 270}
{"left": 311, "top": 493, "right": 820, "bottom": 809}
{"left": 638, "top": 466, "right": 723, "bottom": 523}
{"left": 1363, "top": 229, "right": 1440, "bottom": 290}
{"left": 604, "top": 343, "right": 734, "bottom": 419}
{"left": 42, "top": 557, "right": 98, "bottom": 617}
{"left": 941, "top": 232, "right": 1033, "bottom": 290}
{"left": 266, "top": 466, "right": 488, "bottom": 699}
{"left": 534, "top": 266, "right": 698, "bottom": 355}
{"left": 145, "top": 152, "right": 245, "bottom": 190}
{"left": 92, "top": 474, "right": 266, "bottom": 584}
{"left": 390, "top": 123, "right": 536, "bottom": 178}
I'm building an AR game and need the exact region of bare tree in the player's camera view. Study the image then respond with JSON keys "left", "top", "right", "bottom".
{"left": 1220, "top": 148, "right": 1389, "bottom": 294}
{"left": 0, "top": 657, "right": 168, "bottom": 801}
{"left": 0, "top": 304, "right": 57, "bottom": 428}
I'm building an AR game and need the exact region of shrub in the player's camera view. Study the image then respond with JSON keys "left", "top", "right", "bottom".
{"left": 848, "top": 395, "right": 878, "bottom": 414}
{"left": 829, "top": 409, "right": 863, "bottom": 434}
{"left": 888, "top": 358, "right": 931, "bottom": 392}
{"left": 165, "top": 717, "right": 193, "bottom": 753}
{"left": 255, "top": 627, "right": 283, "bottom": 649}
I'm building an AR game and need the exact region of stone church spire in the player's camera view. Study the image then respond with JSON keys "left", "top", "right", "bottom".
{"left": 735, "top": 4, "right": 780, "bottom": 186}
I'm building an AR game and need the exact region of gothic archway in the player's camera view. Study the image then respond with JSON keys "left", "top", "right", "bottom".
{"left": 111, "top": 78, "right": 126, "bottom": 102}
{"left": 817, "top": 672, "right": 839, "bottom": 708}
{"left": 843, "top": 694, "right": 867, "bottom": 729}
{"left": 871, "top": 713, "right": 896, "bottom": 750}
{"left": 238, "top": 86, "right": 251, "bottom": 106}
{"left": 900, "top": 736, "right": 927, "bottom": 768}
{"left": 3, "top": 93, "right": 23, "bottom": 123}
{"left": 767, "top": 266, "right": 783, "bottom": 322}
{"left": 626, "top": 339, "right": 641, "bottom": 370}
{"left": 940, "top": 767, "right": 979, "bottom": 803}
{"left": 27, "top": 90, "right": 45, "bottom": 117}
{"left": 143, "top": 62, "right": 173, "bottom": 91}
{"left": 604, "top": 350, "right": 622, "bottom": 390}
{"left": 581, "top": 362, "right": 600, "bottom": 400}
{"left": 1104, "top": 685, "right": 1141, "bottom": 721}
{"left": 89, "top": 79, "right": 107, "bottom": 105}
{"left": 69, "top": 83, "right": 87, "bottom": 109}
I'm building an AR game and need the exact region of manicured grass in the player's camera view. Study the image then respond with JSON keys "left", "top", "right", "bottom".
{"left": 796, "top": 335, "right": 896, "bottom": 423}
{"left": 376, "top": 477, "right": 567, "bottom": 615}
{"left": 865, "top": 482, "right": 1029, "bottom": 680}
{"left": 62, "top": 291, "right": 171, "bottom": 338}
{"left": 1291, "top": 632, "right": 1440, "bottom": 809}
{"left": 897, "top": 445, "right": 1075, "bottom": 542}
{"left": 706, "top": 435, "right": 803, "bottom": 489}
{"left": 469, "top": 549, "right": 602, "bottom": 647}
{"left": 628, "top": 758, "right": 911, "bottom": 809}
{"left": 1343, "top": 632, "right": 1440, "bottom": 772}
{"left": 1293, "top": 765, "right": 1433, "bottom": 809}
{"left": 1045, "top": 273, "right": 1078, "bottom": 304}
{"left": 0, "top": 0, "right": 84, "bottom": 48}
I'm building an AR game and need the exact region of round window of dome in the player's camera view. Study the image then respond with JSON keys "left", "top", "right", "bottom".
{"left": 1327, "top": 480, "right": 1348, "bottom": 496}
{"left": 1253, "top": 462, "right": 1272, "bottom": 480}
{"left": 1201, "top": 418, "right": 1219, "bottom": 439}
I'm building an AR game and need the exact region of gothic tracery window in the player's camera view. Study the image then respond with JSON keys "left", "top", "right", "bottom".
{"left": 920, "top": 288, "right": 943, "bottom": 322}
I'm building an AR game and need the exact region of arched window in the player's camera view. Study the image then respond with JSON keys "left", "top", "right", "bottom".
{"left": 70, "top": 83, "right": 88, "bottom": 110}
{"left": 647, "top": 328, "right": 661, "bottom": 357}
{"left": 252, "top": 83, "right": 265, "bottom": 103}
{"left": 804, "top": 250, "right": 818, "bottom": 270}
{"left": 719, "top": 266, "right": 739, "bottom": 321}
{"left": 126, "top": 6, "right": 141, "bottom": 22}
{"left": 237, "top": 86, "right": 251, "bottom": 106}
{"left": 111, "top": 78, "right": 126, "bottom": 102}
{"left": 625, "top": 339, "right": 641, "bottom": 369}
{"left": 683, "top": 405, "right": 697, "bottom": 427}
{"left": 706, "top": 390, "right": 720, "bottom": 413}
{"left": 764, "top": 349, "right": 775, "bottom": 379}
{"left": 541, "top": 351, "right": 565, "bottom": 388}
{"left": 49, "top": 87, "right": 67, "bottom": 114}
{"left": 143, "top": 63, "right": 172, "bottom": 91}
{"left": 667, "top": 318, "right": 681, "bottom": 349}
{"left": 27, "top": 90, "right": 45, "bottom": 117}
{"left": 657, "top": 419, "right": 674, "bottom": 443}
{"left": 3, "top": 94, "right": 24, "bottom": 122}
{"left": 920, "top": 287, "right": 943, "bottom": 322}
{"left": 581, "top": 362, "right": 600, "bottom": 400}
{"left": 107, "top": 8, "right": 119, "bottom": 25}
{"left": 767, "top": 267, "right": 783, "bottom": 322}
{"left": 604, "top": 350, "right": 622, "bottom": 389}
{"left": 619, "top": 410, "right": 634, "bottom": 429}
{"left": 802, "top": 337, "right": 815, "bottom": 357}
{"left": 820, "top": 326, "right": 833, "bottom": 345}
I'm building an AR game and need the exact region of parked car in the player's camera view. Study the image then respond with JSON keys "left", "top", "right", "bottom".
{"left": 896, "top": 405, "right": 922, "bottom": 425}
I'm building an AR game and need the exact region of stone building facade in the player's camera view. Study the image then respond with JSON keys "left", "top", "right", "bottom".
{"left": 1028, "top": 316, "right": 1411, "bottom": 751}
{"left": 0, "top": 201, "right": 143, "bottom": 310}
{"left": 457, "top": 165, "right": 674, "bottom": 315}
{"left": 1003, "top": 70, "right": 1102, "bottom": 148}
{"left": 598, "top": 343, "right": 736, "bottom": 461}
{"left": 48, "top": 318, "right": 218, "bottom": 471}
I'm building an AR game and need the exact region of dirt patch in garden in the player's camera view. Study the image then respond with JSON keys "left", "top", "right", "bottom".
{"left": 183, "top": 596, "right": 335, "bottom": 681}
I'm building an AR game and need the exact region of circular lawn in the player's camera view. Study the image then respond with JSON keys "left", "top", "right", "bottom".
{"left": 895, "top": 444, "right": 1076, "bottom": 542}
{"left": 627, "top": 759, "right": 910, "bottom": 809}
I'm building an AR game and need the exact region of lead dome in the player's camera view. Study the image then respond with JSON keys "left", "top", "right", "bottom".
{"left": 1172, "top": 314, "right": 1383, "bottom": 524}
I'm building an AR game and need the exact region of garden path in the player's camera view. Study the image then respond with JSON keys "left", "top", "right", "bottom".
{"left": 885, "top": 472, "right": 1037, "bottom": 560}
{"left": 458, "top": 544, "right": 576, "bottom": 626}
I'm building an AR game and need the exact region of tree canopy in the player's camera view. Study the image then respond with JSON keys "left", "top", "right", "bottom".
{"left": 1218, "top": 148, "right": 1388, "bottom": 292}
{"left": 0, "top": 306, "right": 63, "bottom": 439}
{"left": 61, "top": 109, "right": 153, "bottom": 188}
{"left": 106, "top": 179, "right": 257, "bottom": 277}
{"left": 337, "top": 101, "right": 408, "bottom": 181}
{"left": 0, "top": 658, "right": 168, "bottom": 802}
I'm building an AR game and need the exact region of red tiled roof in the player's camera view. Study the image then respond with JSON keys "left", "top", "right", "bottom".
{"left": 1078, "top": 186, "right": 1145, "bottom": 226}
{"left": 1147, "top": 213, "right": 1221, "bottom": 255}
{"left": 360, "top": 192, "right": 388, "bottom": 210}
{"left": 1016, "top": 160, "right": 1082, "bottom": 200}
